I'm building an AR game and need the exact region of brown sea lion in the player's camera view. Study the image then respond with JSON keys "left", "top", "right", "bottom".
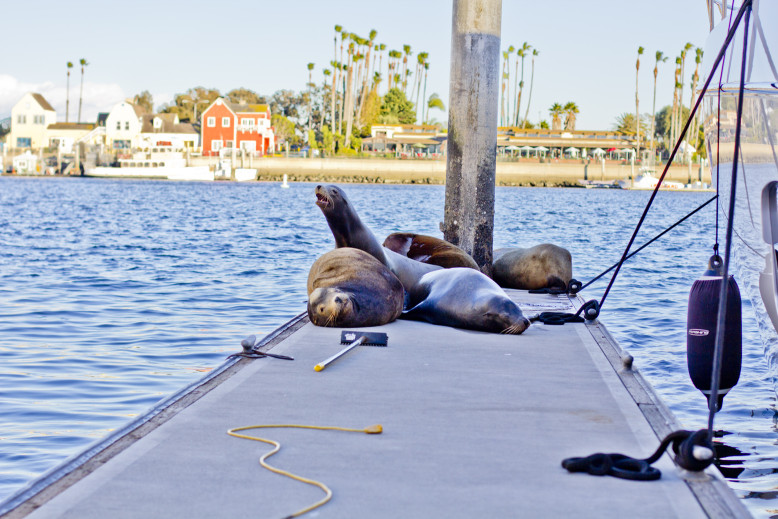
{"left": 403, "top": 268, "right": 530, "bottom": 334}
{"left": 307, "top": 247, "right": 404, "bottom": 328}
{"left": 383, "top": 232, "right": 479, "bottom": 270}
{"left": 315, "top": 184, "right": 442, "bottom": 291}
{"left": 492, "top": 244, "right": 573, "bottom": 290}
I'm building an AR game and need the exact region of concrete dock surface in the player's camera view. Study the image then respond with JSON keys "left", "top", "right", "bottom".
{"left": 2, "top": 291, "right": 748, "bottom": 518}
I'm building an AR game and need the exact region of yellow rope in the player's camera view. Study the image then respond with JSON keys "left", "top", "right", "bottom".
{"left": 227, "top": 423, "right": 383, "bottom": 518}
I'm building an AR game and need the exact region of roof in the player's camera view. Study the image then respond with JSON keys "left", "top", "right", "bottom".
{"left": 47, "top": 123, "right": 95, "bottom": 131}
{"left": 140, "top": 114, "right": 197, "bottom": 134}
{"left": 225, "top": 101, "right": 270, "bottom": 114}
{"left": 132, "top": 104, "right": 149, "bottom": 118}
{"left": 31, "top": 93, "right": 56, "bottom": 112}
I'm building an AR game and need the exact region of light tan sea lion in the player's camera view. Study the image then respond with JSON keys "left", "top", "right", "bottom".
{"left": 403, "top": 268, "right": 530, "bottom": 334}
{"left": 492, "top": 244, "right": 573, "bottom": 290}
{"left": 307, "top": 248, "right": 404, "bottom": 328}
{"left": 382, "top": 232, "right": 479, "bottom": 270}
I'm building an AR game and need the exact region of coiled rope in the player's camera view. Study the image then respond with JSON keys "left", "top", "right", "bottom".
{"left": 227, "top": 423, "right": 382, "bottom": 518}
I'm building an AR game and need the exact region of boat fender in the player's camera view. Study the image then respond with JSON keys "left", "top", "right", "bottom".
{"left": 686, "top": 254, "right": 742, "bottom": 411}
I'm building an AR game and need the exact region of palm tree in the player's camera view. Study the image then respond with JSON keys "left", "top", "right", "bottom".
{"left": 549, "top": 103, "right": 564, "bottom": 130}
{"left": 522, "top": 49, "right": 539, "bottom": 128}
{"left": 670, "top": 56, "right": 682, "bottom": 148}
{"left": 676, "top": 43, "right": 693, "bottom": 147}
{"left": 515, "top": 42, "right": 530, "bottom": 126}
{"left": 426, "top": 93, "right": 445, "bottom": 124}
{"left": 355, "top": 30, "right": 377, "bottom": 127}
{"left": 689, "top": 47, "right": 704, "bottom": 149}
{"left": 504, "top": 45, "right": 514, "bottom": 125}
{"left": 376, "top": 43, "right": 386, "bottom": 93}
{"left": 635, "top": 47, "right": 644, "bottom": 154}
{"left": 307, "top": 62, "right": 315, "bottom": 135}
{"left": 333, "top": 26, "right": 342, "bottom": 133}
{"left": 65, "top": 61, "right": 73, "bottom": 123}
{"left": 401, "top": 44, "right": 412, "bottom": 96}
{"left": 500, "top": 51, "right": 509, "bottom": 126}
{"left": 563, "top": 102, "right": 579, "bottom": 131}
{"left": 77, "top": 58, "right": 88, "bottom": 124}
{"left": 650, "top": 51, "right": 667, "bottom": 166}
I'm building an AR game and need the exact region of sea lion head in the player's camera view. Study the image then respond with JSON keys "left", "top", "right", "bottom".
{"left": 307, "top": 286, "right": 357, "bottom": 327}
{"left": 478, "top": 296, "right": 531, "bottom": 335}
{"left": 315, "top": 184, "right": 350, "bottom": 216}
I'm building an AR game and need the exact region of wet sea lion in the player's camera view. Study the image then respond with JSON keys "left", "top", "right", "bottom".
{"left": 315, "top": 184, "right": 441, "bottom": 291}
{"left": 307, "top": 247, "right": 404, "bottom": 327}
{"left": 403, "top": 268, "right": 531, "bottom": 334}
{"left": 383, "top": 232, "right": 479, "bottom": 270}
{"left": 492, "top": 244, "right": 573, "bottom": 291}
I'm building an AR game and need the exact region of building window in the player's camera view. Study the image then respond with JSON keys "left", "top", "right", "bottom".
{"left": 212, "top": 140, "right": 223, "bottom": 151}
{"left": 241, "top": 118, "right": 254, "bottom": 129}
{"left": 153, "top": 118, "right": 162, "bottom": 129}
{"left": 17, "top": 115, "right": 26, "bottom": 124}
{"left": 226, "top": 140, "right": 234, "bottom": 149}
{"left": 222, "top": 117, "right": 231, "bottom": 127}
{"left": 116, "top": 121, "right": 121, "bottom": 130}
{"left": 207, "top": 117, "right": 215, "bottom": 127}
{"left": 33, "top": 115, "right": 45, "bottom": 124}
{"left": 16, "top": 137, "right": 31, "bottom": 147}
{"left": 125, "top": 121, "right": 130, "bottom": 130}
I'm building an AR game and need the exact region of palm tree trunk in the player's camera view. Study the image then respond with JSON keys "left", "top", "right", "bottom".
{"left": 512, "top": 59, "right": 520, "bottom": 126}
{"left": 422, "top": 66, "right": 429, "bottom": 123}
{"left": 66, "top": 70, "right": 71, "bottom": 123}
{"left": 344, "top": 64, "right": 355, "bottom": 148}
{"left": 330, "top": 70, "right": 337, "bottom": 139}
{"left": 522, "top": 57, "right": 535, "bottom": 129}
{"left": 78, "top": 64, "right": 85, "bottom": 124}
{"left": 650, "top": 68, "right": 658, "bottom": 167}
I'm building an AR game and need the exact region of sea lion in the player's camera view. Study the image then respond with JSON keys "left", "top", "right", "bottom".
{"left": 492, "top": 244, "right": 573, "bottom": 291}
{"left": 383, "top": 232, "right": 479, "bottom": 270}
{"left": 315, "top": 184, "right": 442, "bottom": 291}
{"left": 403, "top": 268, "right": 531, "bottom": 334}
{"left": 307, "top": 247, "right": 404, "bottom": 328}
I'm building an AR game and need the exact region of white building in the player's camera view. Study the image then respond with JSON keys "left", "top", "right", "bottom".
{"left": 8, "top": 93, "right": 57, "bottom": 150}
{"left": 105, "top": 101, "right": 147, "bottom": 150}
{"left": 139, "top": 114, "right": 198, "bottom": 149}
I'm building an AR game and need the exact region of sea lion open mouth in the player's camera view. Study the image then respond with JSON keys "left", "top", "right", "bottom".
{"left": 315, "top": 192, "right": 331, "bottom": 209}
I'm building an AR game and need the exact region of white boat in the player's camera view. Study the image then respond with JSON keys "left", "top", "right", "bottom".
{"left": 617, "top": 170, "right": 685, "bottom": 190}
{"left": 702, "top": 0, "right": 778, "bottom": 382}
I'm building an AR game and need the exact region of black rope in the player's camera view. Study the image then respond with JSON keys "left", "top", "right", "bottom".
{"left": 562, "top": 429, "right": 714, "bottom": 481}
{"left": 580, "top": 196, "right": 718, "bottom": 291}
{"left": 708, "top": 0, "right": 751, "bottom": 430}
{"left": 596, "top": 0, "right": 754, "bottom": 316}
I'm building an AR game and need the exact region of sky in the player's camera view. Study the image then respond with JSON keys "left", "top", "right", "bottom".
{"left": 0, "top": 0, "right": 715, "bottom": 131}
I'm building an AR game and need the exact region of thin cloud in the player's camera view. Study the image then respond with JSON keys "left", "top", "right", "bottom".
{"left": 0, "top": 74, "right": 126, "bottom": 122}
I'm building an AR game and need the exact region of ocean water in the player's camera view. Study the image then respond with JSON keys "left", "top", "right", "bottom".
{"left": 0, "top": 176, "right": 776, "bottom": 516}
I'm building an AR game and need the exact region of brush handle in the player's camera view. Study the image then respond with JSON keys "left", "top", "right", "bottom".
{"left": 314, "top": 336, "right": 366, "bottom": 372}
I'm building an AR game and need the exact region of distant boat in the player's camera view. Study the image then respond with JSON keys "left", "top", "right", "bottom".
{"left": 281, "top": 174, "right": 290, "bottom": 188}
{"left": 617, "top": 170, "right": 685, "bottom": 190}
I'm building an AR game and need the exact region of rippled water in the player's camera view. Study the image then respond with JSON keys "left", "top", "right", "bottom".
{"left": 1, "top": 177, "right": 777, "bottom": 516}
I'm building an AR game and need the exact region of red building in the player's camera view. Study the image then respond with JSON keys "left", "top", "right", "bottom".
{"left": 200, "top": 98, "right": 275, "bottom": 157}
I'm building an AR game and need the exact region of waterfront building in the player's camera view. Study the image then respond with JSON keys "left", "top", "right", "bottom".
{"left": 46, "top": 123, "right": 98, "bottom": 153}
{"left": 139, "top": 114, "right": 198, "bottom": 149}
{"left": 105, "top": 101, "right": 148, "bottom": 150}
{"left": 8, "top": 93, "right": 57, "bottom": 150}
{"left": 200, "top": 98, "right": 275, "bottom": 157}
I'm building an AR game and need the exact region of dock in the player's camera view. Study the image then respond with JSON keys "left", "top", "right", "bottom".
{"left": 0, "top": 290, "right": 748, "bottom": 518}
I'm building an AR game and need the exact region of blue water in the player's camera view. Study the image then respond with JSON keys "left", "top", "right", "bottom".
{"left": 1, "top": 176, "right": 776, "bottom": 516}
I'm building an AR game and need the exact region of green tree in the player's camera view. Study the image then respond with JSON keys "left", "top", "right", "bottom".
{"left": 614, "top": 112, "right": 649, "bottom": 136}
{"left": 549, "top": 103, "right": 563, "bottom": 130}
{"left": 522, "top": 49, "right": 539, "bottom": 128}
{"left": 226, "top": 88, "right": 266, "bottom": 105}
{"left": 162, "top": 87, "right": 221, "bottom": 123}
{"left": 426, "top": 93, "right": 445, "bottom": 124}
{"left": 66, "top": 61, "right": 73, "bottom": 123}
{"left": 78, "top": 58, "right": 88, "bottom": 123}
{"left": 272, "top": 113, "right": 298, "bottom": 145}
{"left": 635, "top": 47, "right": 644, "bottom": 151}
{"left": 133, "top": 91, "right": 154, "bottom": 113}
{"left": 563, "top": 101, "right": 579, "bottom": 131}
{"left": 650, "top": 51, "right": 668, "bottom": 163}
{"left": 381, "top": 88, "right": 415, "bottom": 124}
